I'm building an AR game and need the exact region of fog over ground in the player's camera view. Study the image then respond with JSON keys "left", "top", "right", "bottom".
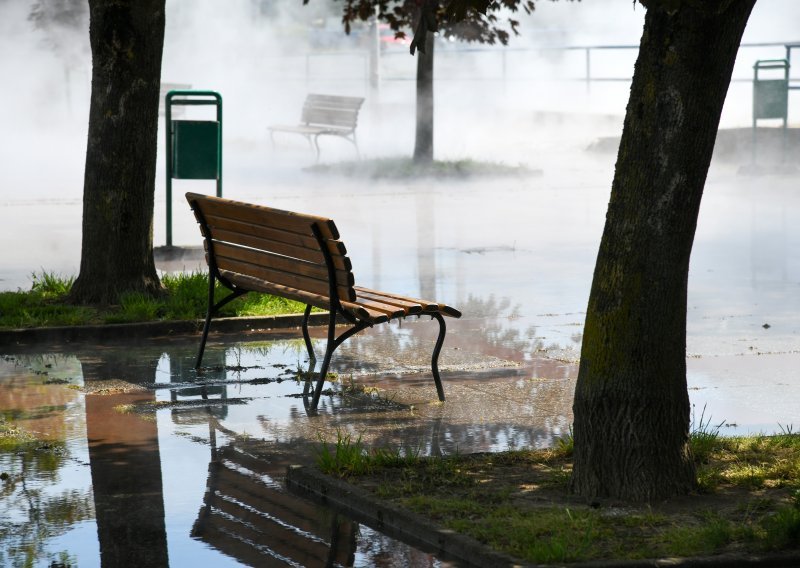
{"left": 0, "top": 0, "right": 797, "bottom": 289}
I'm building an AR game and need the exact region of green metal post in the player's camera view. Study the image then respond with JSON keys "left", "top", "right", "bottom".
{"left": 164, "top": 90, "right": 223, "bottom": 247}
{"left": 751, "top": 60, "right": 789, "bottom": 165}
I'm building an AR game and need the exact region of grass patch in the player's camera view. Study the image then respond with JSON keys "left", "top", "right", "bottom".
{"left": 305, "top": 157, "right": 536, "bottom": 180}
{"left": 315, "top": 430, "right": 421, "bottom": 478}
{"left": 314, "top": 431, "right": 800, "bottom": 564}
{"left": 0, "top": 271, "right": 307, "bottom": 329}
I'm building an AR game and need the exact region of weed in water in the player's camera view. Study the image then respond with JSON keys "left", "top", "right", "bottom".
{"left": 315, "top": 430, "right": 371, "bottom": 477}
{"left": 690, "top": 404, "right": 725, "bottom": 464}
{"left": 556, "top": 425, "right": 574, "bottom": 457}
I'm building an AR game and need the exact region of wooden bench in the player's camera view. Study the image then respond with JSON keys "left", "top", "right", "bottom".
{"left": 186, "top": 192, "right": 461, "bottom": 411}
{"left": 268, "top": 94, "right": 364, "bottom": 160}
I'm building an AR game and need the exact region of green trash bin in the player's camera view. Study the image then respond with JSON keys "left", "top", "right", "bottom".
{"left": 165, "top": 90, "right": 222, "bottom": 247}
{"left": 752, "top": 59, "right": 789, "bottom": 164}
{"left": 172, "top": 120, "right": 220, "bottom": 180}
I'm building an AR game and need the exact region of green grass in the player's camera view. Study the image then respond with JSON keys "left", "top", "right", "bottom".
{"left": 0, "top": 271, "right": 307, "bottom": 329}
{"left": 315, "top": 429, "right": 422, "bottom": 478}
{"left": 305, "top": 157, "right": 536, "bottom": 179}
{"left": 314, "top": 431, "right": 800, "bottom": 564}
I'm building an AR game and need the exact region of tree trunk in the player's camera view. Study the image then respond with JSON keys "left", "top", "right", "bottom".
{"left": 571, "top": 1, "right": 755, "bottom": 502}
{"left": 69, "top": 0, "right": 165, "bottom": 305}
{"left": 413, "top": 33, "right": 434, "bottom": 164}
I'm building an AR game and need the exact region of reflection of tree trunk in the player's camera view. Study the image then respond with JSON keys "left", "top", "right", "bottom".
{"left": 413, "top": 33, "right": 434, "bottom": 164}
{"left": 368, "top": 10, "right": 380, "bottom": 93}
{"left": 416, "top": 192, "right": 436, "bottom": 300}
{"left": 86, "top": 390, "right": 169, "bottom": 567}
{"left": 372, "top": 222, "right": 382, "bottom": 291}
{"left": 82, "top": 351, "right": 168, "bottom": 567}
{"left": 571, "top": 1, "right": 756, "bottom": 502}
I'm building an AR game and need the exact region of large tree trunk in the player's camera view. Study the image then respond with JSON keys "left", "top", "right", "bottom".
{"left": 571, "top": 0, "right": 755, "bottom": 502}
{"left": 413, "top": 33, "right": 434, "bottom": 164}
{"left": 69, "top": 0, "right": 165, "bottom": 305}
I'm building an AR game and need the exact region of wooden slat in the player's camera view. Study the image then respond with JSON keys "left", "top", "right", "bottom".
{"left": 212, "top": 225, "right": 321, "bottom": 260}
{"left": 220, "top": 271, "right": 331, "bottom": 310}
{"left": 305, "top": 94, "right": 364, "bottom": 109}
{"left": 213, "top": 467, "right": 322, "bottom": 531}
{"left": 201, "top": 214, "right": 349, "bottom": 260}
{"left": 196, "top": 505, "right": 331, "bottom": 567}
{"left": 355, "top": 286, "right": 463, "bottom": 318}
{"left": 301, "top": 95, "right": 363, "bottom": 129}
{"left": 355, "top": 289, "right": 425, "bottom": 314}
{"left": 215, "top": 257, "right": 355, "bottom": 301}
{"left": 212, "top": 242, "right": 354, "bottom": 288}
{"left": 338, "top": 300, "right": 391, "bottom": 323}
{"left": 193, "top": 520, "right": 295, "bottom": 568}
{"left": 350, "top": 297, "right": 405, "bottom": 318}
{"left": 187, "top": 192, "right": 339, "bottom": 241}
{"left": 303, "top": 109, "right": 359, "bottom": 129}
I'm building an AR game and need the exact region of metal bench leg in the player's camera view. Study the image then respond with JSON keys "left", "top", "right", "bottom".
{"left": 301, "top": 304, "right": 316, "bottom": 364}
{"left": 431, "top": 313, "right": 447, "bottom": 402}
{"left": 309, "top": 315, "right": 372, "bottom": 411}
{"left": 313, "top": 134, "right": 322, "bottom": 162}
{"left": 195, "top": 277, "right": 247, "bottom": 369}
{"left": 311, "top": 310, "right": 337, "bottom": 409}
{"left": 195, "top": 272, "right": 218, "bottom": 368}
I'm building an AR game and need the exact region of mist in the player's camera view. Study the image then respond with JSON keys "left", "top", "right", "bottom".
{"left": 0, "top": 0, "right": 797, "bottom": 291}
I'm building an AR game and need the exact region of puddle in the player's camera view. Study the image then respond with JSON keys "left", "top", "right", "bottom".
{"left": 0, "top": 313, "right": 577, "bottom": 567}
{"left": 3, "top": 164, "right": 800, "bottom": 564}
{"left": 3, "top": 289, "right": 798, "bottom": 566}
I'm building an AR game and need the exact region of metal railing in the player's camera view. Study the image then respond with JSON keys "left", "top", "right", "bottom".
{"left": 296, "top": 40, "right": 800, "bottom": 91}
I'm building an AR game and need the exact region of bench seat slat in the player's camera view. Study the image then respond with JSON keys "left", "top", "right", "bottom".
{"left": 353, "top": 289, "right": 424, "bottom": 315}
{"left": 355, "top": 286, "right": 462, "bottom": 318}
{"left": 201, "top": 214, "right": 349, "bottom": 260}
{"left": 347, "top": 297, "right": 405, "bottom": 319}
{"left": 338, "top": 301, "right": 392, "bottom": 323}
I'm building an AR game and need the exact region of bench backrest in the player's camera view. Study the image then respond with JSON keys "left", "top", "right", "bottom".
{"left": 301, "top": 94, "right": 364, "bottom": 130}
{"left": 186, "top": 193, "right": 357, "bottom": 308}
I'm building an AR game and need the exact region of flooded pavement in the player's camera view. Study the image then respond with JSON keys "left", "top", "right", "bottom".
{"left": 1, "top": 317, "right": 575, "bottom": 567}
{"left": 2, "top": 117, "right": 800, "bottom": 565}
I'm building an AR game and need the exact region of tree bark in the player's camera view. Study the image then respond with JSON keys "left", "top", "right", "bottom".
{"left": 571, "top": 0, "right": 756, "bottom": 502}
{"left": 69, "top": 0, "right": 165, "bottom": 305}
{"left": 413, "top": 33, "right": 434, "bottom": 164}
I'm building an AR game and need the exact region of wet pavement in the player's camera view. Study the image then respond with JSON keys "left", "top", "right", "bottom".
{"left": 1, "top": 318, "right": 576, "bottom": 567}
{"left": 2, "top": 117, "right": 800, "bottom": 565}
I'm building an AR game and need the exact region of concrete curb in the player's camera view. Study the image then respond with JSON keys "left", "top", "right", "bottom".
{"left": 286, "top": 464, "right": 522, "bottom": 568}
{"left": 285, "top": 465, "right": 800, "bottom": 568}
{"left": 0, "top": 312, "right": 331, "bottom": 347}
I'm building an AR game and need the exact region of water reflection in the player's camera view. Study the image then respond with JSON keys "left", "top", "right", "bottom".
{"left": 0, "top": 355, "right": 90, "bottom": 568}
{"left": 86, "top": 389, "right": 169, "bottom": 567}
{"left": 192, "top": 419, "right": 358, "bottom": 567}
{"left": 0, "top": 300, "right": 576, "bottom": 566}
